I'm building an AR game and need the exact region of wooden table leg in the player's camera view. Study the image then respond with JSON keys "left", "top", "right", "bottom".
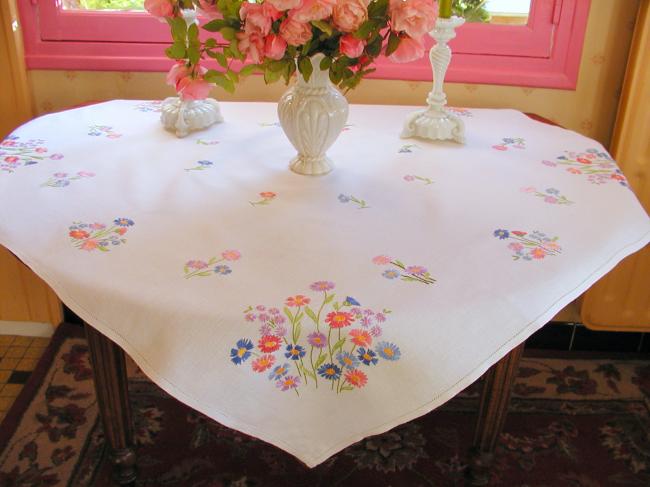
{"left": 85, "top": 323, "right": 137, "bottom": 485}
{"left": 467, "top": 343, "right": 524, "bottom": 486}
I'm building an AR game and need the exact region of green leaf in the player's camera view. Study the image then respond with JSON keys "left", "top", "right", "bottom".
{"left": 220, "top": 27, "right": 236, "bottom": 41}
{"left": 239, "top": 64, "right": 259, "bottom": 77}
{"left": 302, "top": 366, "right": 316, "bottom": 380}
{"left": 165, "top": 42, "right": 187, "bottom": 60}
{"left": 314, "top": 354, "right": 326, "bottom": 369}
{"left": 188, "top": 23, "right": 199, "bottom": 42}
{"left": 204, "top": 70, "right": 235, "bottom": 93}
{"left": 226, "top": 70, "right": 239, "bottom": 83}
{"left": 283, "top": 306, "right": 294, "bottom": 323}
{"left": 213, "top": 51, "right": 228, "bottom": 68}
{"left": 268, "top": 60, "right": 286, "bottom": 72}
{"left": 319, "top": 56, "right": 332, "bottom": 71}
{"left": 329, "top": 68, "right": 342, "bottom": 85}
{"left": 169, "top": 17, "right": 187, "bottom": 42}
{"left": 204, "top": 38, "right": 217, "bottom": 48}
{"left": 264, "top": 67, "right": 283, "bottom": 84}
{"left": 293, "top": 322, "right": 302, "bottom": 343}
{"left": 332, "top": 338, "right": 346, "bottom": 353}
{"left": 324, "top": 294, "right": 335, "bottom": 304}
{"left": 353, "top": 20, "right": 375, "bottom": 40}
{"left": 386, "top": 32, "right": 401, "bottom": 57}
{"left": 311, "top": 20, "right": 333, "bottom": 36}
{"left": 341, "top": 385, "right": 354, "bottom": 391}
{"left": 297, "top": 56, "right": 313, "bottom": 82}
{"left": 368, "top": 0, "right": 388, "bottom": 18}
{"left": 203, "top": 19, "right": 229, "bottom": 32}
{"left": 304, "top": 306, "right": 318, "bottom": 324}
{"left": 187, "top": 45, "right": 201, "bottom": 65}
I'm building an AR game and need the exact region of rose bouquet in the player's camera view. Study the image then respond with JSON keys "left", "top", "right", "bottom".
{"left": 145, "top": 0, "right": 438, "bottom": 97}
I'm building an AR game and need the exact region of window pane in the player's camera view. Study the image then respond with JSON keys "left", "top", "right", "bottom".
{"left": 485, "top": 0, "right": 531, "bottom": 25}
{"left": 63, "top": 0, "right": 145, "bottom": 10}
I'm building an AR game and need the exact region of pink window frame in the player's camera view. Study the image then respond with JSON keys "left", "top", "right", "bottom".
{"left": 19, "top": 0, "right": 590, "bottom": 89}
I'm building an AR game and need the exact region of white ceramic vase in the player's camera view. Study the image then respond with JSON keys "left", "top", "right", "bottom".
{"left": 278, "top": 54, "right": 349, "bottom": 176}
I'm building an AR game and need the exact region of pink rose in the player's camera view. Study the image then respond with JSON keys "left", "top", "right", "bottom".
{"left": 166, "top": 62, "right": 190, "bottom": 89}
{"left": 389, "top": 0, "right": 437, "bottom": 39}
{"left": 240, "top": 2, "right": 282, "bottom": 36}
{"left": 279, "top": 17, "right": 312, "bottom": 46}
{"left": 196, "top": 0, "right": 222, "bottom": 20}
{"left": 333, "top": 0, "right": 368, "bottom": 33}
{"left": 177, "top": 76, "right": 212, "bottom": 101}
{"left": 237, "top": 29, "right": 266, "bottom": 63}
{"left": 387, "top": 35, "right": 424, "bottom": 63}
{"left": 264, "top": 34, "right": 288, "bottom": 60}
{"left": 144, "top": 0, "right": 174, "bottom": 18}
{"left": 268, "top": 0, "right": 303, "bottom": 10}
{"left": 290, "top": 0, "right": 336, "bottom": 22}
{"left": 339, "top": 34, "right": 365, "bottom": 58}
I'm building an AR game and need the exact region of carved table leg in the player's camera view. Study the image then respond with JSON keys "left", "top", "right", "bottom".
{"left": 85, "top": 323, "right": 137, "bottom": 485}
{"left": 467, "top": 343, "right": 524, "bottom": 486}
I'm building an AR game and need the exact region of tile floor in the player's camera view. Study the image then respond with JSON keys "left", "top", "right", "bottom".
{"left": 0, "top": 335, "right": 49, "bottom": 422}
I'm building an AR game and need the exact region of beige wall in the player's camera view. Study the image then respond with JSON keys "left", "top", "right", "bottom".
{"left": 28, "top": 0, "right": 639, "bottom": 147}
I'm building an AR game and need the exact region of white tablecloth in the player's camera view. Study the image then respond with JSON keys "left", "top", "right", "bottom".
{"left": 1, "top": 100, "right": 648, "bottom": 466}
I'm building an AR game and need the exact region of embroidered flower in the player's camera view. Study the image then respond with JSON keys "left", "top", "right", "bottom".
{"left": 350, "top": 329, "right": 372, "bottom": 347}
{"left": 372, "top": 255, "right": 392, "bottom": 265}
{"left": 276, "top": 375, "right": 301, "bottom": 391}
{"left": 258, "top": 335, "right": 282, "bottom": 353}
{"left": 222, "top": 249, "right": 241, "bottom": 261}
{"left": 310, "top": 281, "right": 335, "bottom": 292}
{"left": 114, "top": 218, "right": 134, "bottom": 227}
{"left": 383, "top": 269, "right": 400, "bottom": 279}
{"left": 406, "top": 265, "right": 427, "bottom": 276}
{"left": 230, "top": 339, "right": 254, "bottom": 364}
{"left": 337, "top": 352, "right": 360, "bottom": 370}
{"left": 344, "top": 296, "right": 361, "bottom": 306}
{"left": 325, "top": 311, "right": 355, "bottom": 328}
{"left": 345, "top": 369, "right": 368, "bottom": 388}
{"left": 370, "top": 325, "right": 383, "bottom": 337}
{"left": 318, "top": 363, "right": 342, "bottom": 381}
{"left": 494, "top": 229, "right": 509, "bottom": 240}
{"left": 285, "top": 295, "right": 310, "bottom": 307}
{"left": 252, "top": 354, "right": 275, "bottom": 372}
{"left": 284, "top": 344, "right": 306, "bottom": 360}
{"left": 69, "top": 230, "right": 90, "bottom": 240}
{"left": 268, "top": 363, "right": 290, "bottom": 380}
{"left": 375, "top": 342, "right": 401, "bottom": 361}
{"left": 357, "top": 347, "right": 378, "bottom": 366}
{"left": 214, "top": 264, "right": 232, "bottom": 275}
{"left": 307, "top": 332, "right": 327, "bottom": 348}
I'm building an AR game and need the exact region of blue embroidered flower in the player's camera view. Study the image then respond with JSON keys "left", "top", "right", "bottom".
{"left": 114, "top": 218, "right": 134, "bottom": 227}
{"left": 586, "top": 148, "right": 598, "bottom": 153}
{"left": 503, "top": 138, "right": 514, "bottom": 144}
{"left": 338, "top": 194, "right": 350, "bottom": 203}
{"left": 336, "top": 352, "right": 360, "bottom": 370}
{"left": 214, "top": 265, "right": 232, "bottom": 275}
{"left": 375, "top": 342, "right": 401, "bottom": 361}
{"left": 493, "top": 229, "right": 509, "bottom": 240}
{"left": 230, "top": 339, "right": 253, "bottom": 364}
{"left": 545, "top": 188, "right": 560, "bottom": 195}
{"left": 383, "top": 269, "right": 400, "bottom": 279}
{"left": 268, "top": 363, "right": 290, "bottom": 380}
{"left": 318, "top": 363, "right": 342, "bottom": 381}
{"left": 198, "top": 160, "right": 213, "bottom": 166}
{"left": 357, "top": 347, "right": 378, "bottom": 366}
{"left": 344, "top": 296, "right": 361, "bottom": 306}
{"left": 285, "top": 344, "right": 306, "bottom": 360}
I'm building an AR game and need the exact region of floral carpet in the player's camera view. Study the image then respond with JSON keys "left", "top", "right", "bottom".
{"left": 0, "top": 324, "right": 649, "bottom": 486}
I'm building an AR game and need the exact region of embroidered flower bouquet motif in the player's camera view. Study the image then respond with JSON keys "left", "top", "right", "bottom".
{"left": 404, "top": 175, "right": 433, "bottom": 185}
{"left": 134, "top": 101, "right": 163, "bottom": 113}
{"left": 69, "top": 218, "right": 134, "bottom": 252}
{"left": 542, "top": 149, "right": 629, "bottom": 187}
{"left": 492, "top": 138, "right": 526, "bottom": 151}
{"left": 184, "top": 250, "right": 241, "bottom": 278}
{"left": 520, "top": 187, "right": 573, "bottom": 205}
{"left": 42, "top": 171, "right": 95, "bottom": 188}
{"left": 338, "top": 194, "right": 369, "bottom": 209}
{"left": 185, "top": 160, "right": 214, "bottom": 172}
{"left": 494, "top": 229, "right": 562, "bottom": 261}
{"left": 1, "top": 136, "right": 63, "bottom": 173}
{"left": 250, "top": 192, "right": 277, "bottom": 207}
{"left": 88, "top": 126, "right": 122, "bottom": 139}
{"left": 372, "top": 255, "right": 435, "bottom": 285}
{"left": 230, "top": 282, "right": 400, "bottom": 395}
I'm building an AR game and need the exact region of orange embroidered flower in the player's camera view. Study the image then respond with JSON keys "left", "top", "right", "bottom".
{"left": 258, "top": 335, "right": 281, "bottom": 353}
{"left": 80, "top": 239, "right": 99, "bottom": 251}
{"left": 260, "top": 191, "right": 276, "bottom": 199}
{"left": 69, "top": 229, "right": 89, "bottom": 240}
{"left": 252, "top": 354, "right": 275, "bottom": 373}
{"left": 285, "top": 295, "right": 310, "bottom": 307}
{"left": 567, "top": 168, "right": 582, "bottom": 174}
{"left": 325, "top": 311, "right": 354, "bottom": 328}
{"left": 345, "top": 369, "right": 367, "bottom": 388}
{"left": 116, "top": 227, "right": 127, "bottom": 235}
{"left": 349, "top": 329, "right": 372, "bottom": 347}
{"left": 221, "top": 249, "right": 241, "bottom": 261}
{"left": 530, "top": 247, "right": 547, "bottom": 259}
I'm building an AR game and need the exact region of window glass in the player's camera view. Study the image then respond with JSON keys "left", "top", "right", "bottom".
{"left": 455, "top": 0, "right": 531, "bottom": 25}
{"left": 63, "top": 0, "right": 145, "bottom": 10}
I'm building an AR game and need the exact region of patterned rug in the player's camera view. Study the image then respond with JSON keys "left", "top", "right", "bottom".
{"left": 0, "top": 324, "right": 649, "bottom": 486}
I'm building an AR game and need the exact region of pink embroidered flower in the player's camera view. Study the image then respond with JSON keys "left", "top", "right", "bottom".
{"left": 89, "top": 223, "right": 105, "bottom": 230}
{"left": 237, "top": 29, "right": 266, "bottom": 63}
{"left": 275, "top": 324, "right": 288, "bottom": 337}
{"left": 256, "top": 305, "right": 266, "bottom": 311}
{"left": 269, "top": 307, "right": 280, "bottom": 315}
{"left": 258, "top": 313, "right": 270, "bottom": 323}
{"left": 186, "top": 260, "right": 208, "bottom": 270}
{"left": 375, "top": 312, "right": 386, "bottom": 323}
{"left": 406, "top": 265, "right": 427, "bottom": 275}
{"left": 544, "top": 196, "right": 558, "bottom": 204}
{"left": 290, "top": 0, "right": 336, "bottom": 22}
{"left": 339, "top": 34, "right": 365, "bottom": 58}
{"left": 349, "top": 329, "right": 372, "bottom": 347}
{"left": 267, "top": 0, "right": 303, "bottom": 10}
{"left": 370, "top": 325, "right": 383, "bottom": 337}
{"left": 326, "top": 311, "right": 355, "bottom": 328}
{"left": 4, "top": 156, "right": 18, "bottom": 163}
{"left": 567, "top": 168, "right": 582, "bottom": 174}
{"left": 577, "top": 157, "right": 592, "bottom": 164}
{"left": 512, "top": 231, "right": 527, "bottom": 237}
{"left": 333, "top": 0, "right": 368, "bottom": 33}
{"left": 276, "top": 375, "right": 300, "bottom": 391}
{"left": 387, "top": 35, "right": 424, "bottom": 63}
{"left": 245, "top": 313, "right": 257, "bottom": 321}
{"left": 372, "top": 255, "right": 392, "bottom": 265}
{"left": 80, "top": 239, "right": 99, "bottom": 251}
{"left": 285, "top": 295, "right": 310, "bottom": 307}
{"left": 264, "top": 34, "right": 287, "bottom": 60}
{"left": 507, "top": 242, "right": 524, "bottom": 252}
{"left": 116, "top": 227, "right": 127, "bottom": 236}
{"left": 530, "top": 247, "right": 547, "bottom": 259}
{"left": 403, "top": 175, "right": 415, "bottom": 181}
{"left": 53, "top": 172, "right": 68, "bottom": 178}
{"left": 49, "top": 154, "right": 64, "bottom": 160}
{"left": 69, "top": 230, "right": 89, "bottom": 240}
{"left": 222, "top": 250, "right": 241, "bottom": 261}
{"left": 345, "top": 369, "right": 367, "bottom": 388}
{"left": 389, "top": 0, "right": 437, "bottom": 39}
{"left": 492, "top": 145, "right": 507, "bottom": 151}
{"left": 35, "top": 147, "right": 47, "bottom": 153}
{"left": 279, "top": 16, "right": 312, "bottom": 46}
{"left": 252, "top": 354, "right": 275, "bottom": 372}
{"left": 144, "top": 0, "right": 174, "bottom": 18}
{"left": 310, "top": 281, "right": 335, "bottom": 291}
{"left": 545, "top": 241, "right": 561, "bottom": 251}
{"left": 542, "top": 160, "right": 557, "bottom": 167}
{"left": 521, "top": 186, "right": 536, "bottom": 193}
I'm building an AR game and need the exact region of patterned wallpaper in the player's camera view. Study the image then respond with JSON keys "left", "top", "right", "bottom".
{"left": 28, "top": 0, "right": 639, "bottom": 146}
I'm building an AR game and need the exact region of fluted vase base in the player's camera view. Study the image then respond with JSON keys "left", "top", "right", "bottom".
{"left": 289, "top": 155, "right": 333, "bottom": 176}
{"left": 401, "top": 108, "right": 465, "bottom": 144}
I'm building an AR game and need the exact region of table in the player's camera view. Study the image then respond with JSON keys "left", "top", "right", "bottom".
{"left": 1, "top": 101, "right": 648, "bottom": 485}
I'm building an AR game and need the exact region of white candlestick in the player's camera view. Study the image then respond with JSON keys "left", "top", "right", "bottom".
{"left": 401, "top": 16, "right": 466, "bottom": 144}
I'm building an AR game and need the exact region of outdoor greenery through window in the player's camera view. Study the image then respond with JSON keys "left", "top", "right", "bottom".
{"left": 63, "top": 0, "right": 532, "bottom": 24}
